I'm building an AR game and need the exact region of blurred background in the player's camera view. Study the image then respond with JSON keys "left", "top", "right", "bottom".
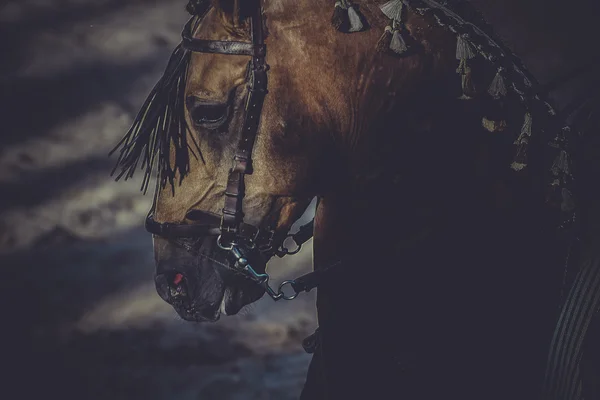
{"left": 0, "top": 1, "right": 317, "bottom": 399}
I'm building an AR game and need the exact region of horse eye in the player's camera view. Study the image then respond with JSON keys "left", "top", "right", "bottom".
{"left": 189, "top": 101, "right": 229, "bottom": 129}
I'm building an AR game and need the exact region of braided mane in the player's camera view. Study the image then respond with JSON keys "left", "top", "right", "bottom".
{"left": 393, "top": 0, "right": 575, "bottom": 233}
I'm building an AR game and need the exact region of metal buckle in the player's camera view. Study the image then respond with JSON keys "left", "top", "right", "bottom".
{"left": 257, "top": 229, "right": 275, "bottom": 254}
{"left": 278, "top": 280, "right": 298, "bottom": 300}
{"left": 225, "top": 242, "right": 299, "bottom": 301}
{"left": 216, "top": 235, "right": 234, "bottom": 251}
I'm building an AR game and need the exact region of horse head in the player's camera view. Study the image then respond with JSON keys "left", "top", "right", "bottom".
{"left": 131, "top": 0, "right": 348, "bottom": 321}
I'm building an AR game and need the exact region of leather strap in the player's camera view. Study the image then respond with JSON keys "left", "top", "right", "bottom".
{"left": 292, "top": 220, "right": 315, "bottom": 248}
{"left": 181, "top": 8, "right": 266, "bottom": 57}
{"left": 146, "top": 210, "right": 276, "bottom": 247}
{"left": 291, "top": 260, "right": 344, "bottom": 294}
{"left": 145, "top": 215, "right": 221, "bottom": 237}
{"left": 302, "top": 328, "right": 321, "bottom": 354}
{"left": 219, "top": 1, "right": 269, "bottom": 244}
{"left": 182, "top": 36, "right": 266, "bottom": 57}
{"left": 148, "top": 1, "right": 283, "bottom": 256}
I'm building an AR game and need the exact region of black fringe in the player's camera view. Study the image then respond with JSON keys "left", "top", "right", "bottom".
{"left": 109, "top": 44, "right": 201, "bottom": 194}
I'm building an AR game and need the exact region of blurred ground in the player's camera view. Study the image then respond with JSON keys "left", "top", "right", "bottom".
{"left": 0, "top": 1, "right": 317, "bottom": 399}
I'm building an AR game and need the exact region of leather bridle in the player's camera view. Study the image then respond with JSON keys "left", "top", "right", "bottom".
{"left": 144, "top": 0, "right": 320, "bottom": 301}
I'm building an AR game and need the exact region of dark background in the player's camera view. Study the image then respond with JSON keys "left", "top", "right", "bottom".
{"left": 0, "top": 0, "right": 598, "bottom": 399}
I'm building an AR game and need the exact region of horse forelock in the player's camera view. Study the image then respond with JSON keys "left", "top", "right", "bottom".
{"left": 210, "top": 0, "right": 254, "bottom": 35}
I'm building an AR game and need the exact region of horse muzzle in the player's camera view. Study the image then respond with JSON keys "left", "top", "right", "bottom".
{"left": 153, "top": 234, "right": 269, "bottom": 321}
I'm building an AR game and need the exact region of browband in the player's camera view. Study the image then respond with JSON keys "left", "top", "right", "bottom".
{"left": 181, "top": 12, "right": 266, "bottom": 57}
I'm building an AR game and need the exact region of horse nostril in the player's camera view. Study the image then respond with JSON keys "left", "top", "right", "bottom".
{"left": 173, "top": 273, "right": 184, "bottom": 285}
{"left": 155, "top": 272, "right": 190, "bottom": 304}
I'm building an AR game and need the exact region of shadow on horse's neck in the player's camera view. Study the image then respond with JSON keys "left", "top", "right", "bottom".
{"left": 308, "top": 148, "right": 563, "bottom": 399}
{"left": 310, "top": 173, "right": 461, "bottom": 318}
{"left": 309, "top": 123, "right": 553, "bottom": 321}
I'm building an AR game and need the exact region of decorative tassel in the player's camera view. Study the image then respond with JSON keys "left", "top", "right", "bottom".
{"left": 331, "top": 1, "right": 349, "bottom": 31}
{"left": 487, "top": 68, "right": 507, "bottom": 99}
{"left": 390, "top": 28, "right": 409, "bottom": 54}
{"left": 482, "top": 67, "right": 508, "bottom": 132}
{"left": 377, "top": 0, "right": 412, "bottom": 56}
{"left": 458, "top": 64, "right": 475, "bottom": 99}
{"left": 377, "top": 24, "right": 411, "bottom": 55}
{"left": 456, "top": 34, "right": 476, "bottom": 100}
{"left": 511, "top": 145, "right": 528, "bottom": 171}
{"left": 551, "top": 150, "right": 570, "bottom": 176}
{"left": 510, "top": 112, "right": 532, "bottom": 171}
{"left": 481, "top": 117, "right": 507, "bottom": 132}
{"left": 376, "top": 26, "right": 394, "bottom": 53}
{"left": 347, "top": 4, "right": 364, "bottom": 32}
{"left": 456, "top": 33, "right": 476, "bottom": 60}
{"left": 331, "top": 0, "right": 365, "bottom": 33}
{"left": 561, "top": 187, "right": 575, "bottom": 213}
{"left": 380, "top": 0, "right": 406, "bottom": 21}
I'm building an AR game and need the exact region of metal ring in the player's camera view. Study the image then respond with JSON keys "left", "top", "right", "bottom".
{"left": 278, "top": 280, "right": 298, "bottom": 301}
{"left": 286, "top": 244, "right": 302, "bottom": 256}
{"left": 216, "top": 235, "right": 233, "bottom": 251}
{"left": 278, "top": 234, "right": 302, "bottom": 256}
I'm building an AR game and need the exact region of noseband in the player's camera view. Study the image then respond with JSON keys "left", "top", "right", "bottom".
{"left": 144, "top": 0, "right": 317, "bottom": 300}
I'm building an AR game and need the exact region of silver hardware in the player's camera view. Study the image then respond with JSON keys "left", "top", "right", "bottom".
{"left": 217, "top": 235, "right": 234, "bottom": 251}
{"left": 226, "top": 242, "right": 299, "bottom": 301}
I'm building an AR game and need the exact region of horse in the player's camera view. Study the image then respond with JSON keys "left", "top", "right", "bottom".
{"left": 109, "top": 0, "right": 599, "bottom": 398}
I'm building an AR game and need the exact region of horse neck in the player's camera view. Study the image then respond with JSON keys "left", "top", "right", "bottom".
{"left": 310, "top": 174, "right": 469, "bottom": 319}
{"left": 310, "top": 139, "right": 560, "bottom": 321}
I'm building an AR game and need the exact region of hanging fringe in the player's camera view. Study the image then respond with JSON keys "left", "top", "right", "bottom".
{"left": 482, "top": 67, "right": 508, "bottom": 132}
{"left": 456, "top": 33, "right": 477, "bottom": 100}
{"left": 331, "top": 0, "right": 365, "bottom": 33}
{"left": 510, "top": 112, "right": 532, "bottom": 171}
{"left": 109, "top": 44, "right": 198, "bottom": 194}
